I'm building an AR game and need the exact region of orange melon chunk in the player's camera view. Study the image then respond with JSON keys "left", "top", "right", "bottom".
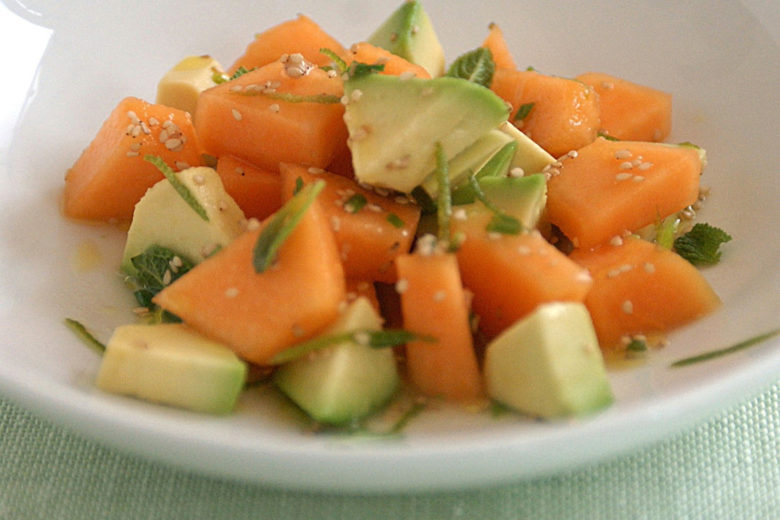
{"left": 576, "top": 72, "right": 672, "bottom": 142}
{"left": 546, "top": 137, "right": 703, "bottom": 249}
{"left": 195, "top": 62, "right": 347, "bottom": 173}
{"left": 453, "top": 211, "right": 593, "bottom": 339}
{"left": 481, "top": 23, "right": 516, "bottom": 71}
{"left": 279, "top": 163, "right": 420, "bottom": 283}
{"left": 63, "top": 97, "right": 203, "bottom": 221}
{"left": 215, "top": 155, "right": 282, "bottom": 220}
{"left": 153, "top": 197, "right": 346, "bottom": 365}
{"left": 396, "top": 251, "right": 483, "bottom": 401}
{"left": 347, "top": 42, "right": 431, "bottom": 78}
{"left": 227, "top": 14, "right": 347, "bottom": 75}
{"left": 570, "top": 237, "right": 721, "bottom": 349}
{"left": 491, "top": 68, "right": 600, "bottom": 157}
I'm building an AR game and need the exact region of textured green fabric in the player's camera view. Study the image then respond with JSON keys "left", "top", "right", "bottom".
{"left": 1, "top": 382, "right": 778, "bottom": 519}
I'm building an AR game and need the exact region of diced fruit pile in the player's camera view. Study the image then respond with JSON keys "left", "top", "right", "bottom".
{"left": 64, "top": 1, "right": 729, "bottom": 426}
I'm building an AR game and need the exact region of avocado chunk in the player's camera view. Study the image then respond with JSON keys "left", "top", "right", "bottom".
{"left": 484, "top": 302, "right": 613, "bottom": 418}
{"left": 273, "top": 298, "right": 399, "bottom": 425}
{"left": 420, "top": 128, "right": 513, "bottom": 199}
{"left": 96, "top": 323, "right": 247, "bottom": 414}
{"left": 474, "top": 173, "right": 547, "bottom": 229}
{"left": 344, "top": 73, "right": 510, "bottom": 193}
{"left": 156, "top": 55, "right": 223, "bottom": 115}
{"left": 367, "top": 0, "right": 445, "bottom": 77}
{"left": 121, "top": 166, "right": 246, "bottom": 276}
{"left": 499, "top": 121, "right": 556, "bottom": 174}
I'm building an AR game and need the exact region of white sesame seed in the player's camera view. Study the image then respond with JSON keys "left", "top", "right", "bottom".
{"left": 399, "top": 71, "right": 416, "bottom": 80}
{"left": 353, "top": 331, "right": 370, "bottom": 346}
{"left": 126, "top": 110, "right": 139, "bottom": 123}
{"left": 162, "top": 269, "right": 172, "bottom": 286}
{"left": 367, "top": 203, "right": 383, "bottom": 213}
{"left": 330, "top": 215, "right": 341, "bottom": 232}
{"left": 165, "top": 138, "right": 183, "bottom": 150}
{"left": 350, "top": 89, "right": 363, "bottom": 102}
{"left": 192, "top": 174, "right": 205, "bottom": 185}
{"left": 644, "top": 262, "right": 656, "bottom": 273}
{"left": 307, "top": 167, "right": 325, "bottom": 175}
{"left": 509, "top": 167, "right": 525, "bottom": 178}
{"left": 229, "top": 85, "right": 243, "bottom": 93}
{"left": 340, "top": 95, "right": 350, "bottom": 105}
{"left": 433, "top": 290, "right": 446, "bottom": 302}
{"left": 619, "top": 161, "right": 634, "bottom": 170}
{"left": 638, "top": 162, "right": 653, "bottom": 171}
{"left": 140, "top": 122, "right": 151, "bottom": 135}
{"left": 517, "top": 245, "right": 531, "bottom": 255}
{"left": 158, "top": 129, "right": 169, "bottom": 142}
{"left": 246, "top": 218, "right": 260, "bottom": 231}
{"left": 615, "top": 149, "right": 632, "bottom": 160}
{"left": 633, "top": 175, "right": 646, "bottom": 182}
{"left": 567, "top": 150, "right": 579, "bottom": 158}
{"left": 175, "top": 161, "right": 190, "bottom": 170}
{"left": 327, "top": 69, "right": 338, "bottom": 78}
{"left": 616, "top": 173, "right": 633, "bottom": 181}
{"left": 269, "top": 104, "right": 280, "bottom": 113}
{"left": 225, "top": 287, "right": 239, "bottom": 298}
{"left": 289, "top": 53, "right": 304, "bottom": 64}
{"left": 131, "top": 125, "right": 142, "bottom": 138}
{"left": 231, "top": 108, "right": 242, "bottom": 121}
{"left": 488, "top": 232, "right": 502, "bottom": 240}
{"left": 609, "top": 235, "right": 624, "bottom": 247}
{"left": 395, "top": 278, "right": 409, "bottom": 294}
{"left": 129, "top": 142, "right": 142, "bottom": 151}
{"left": 453, "top": 208, "right": 468, "bottom": 221}
{"left": 622, "top": 300, "right": 634, "bottom": 314}
{"left": 126, "top": 151, "right": 139, "bottom": 157}
{"left": 148, "top": 117, "right": 159, "bottom": 126}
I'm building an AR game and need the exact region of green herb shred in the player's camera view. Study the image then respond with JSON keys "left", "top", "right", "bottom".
{"left": 64, "top": 318, "right": 106, "bottom": 354}
{"left": 319, "top": 47, "right": 348, "bottom": 74}
{"left": 513, "top": 102, "right": 535, "bottom": 122}
{"left": 670, "top": 329, "right": 780, "bottom": 368}
{"left": 387, "top": 213, "right": 405, "bottom": 228}
{"left": 434, "top": 142, "right": 452, "bottom": 246}
{"left": 253, "top": 180, "right": 325, "bottom": 273}
{"left": 144, "top": 155, "right": 209, "bottom": 222}
{"left": 344, "top": 193, "right": 368, "bottom": 213}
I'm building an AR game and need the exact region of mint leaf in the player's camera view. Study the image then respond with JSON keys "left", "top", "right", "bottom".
{"left": 253, "top": 181, "right": 325, "bottom": 273}
{"left": 446, "top": 47, "right": 495, "bottom": 87}
{"left": 513, "top": 102, "right": 535, "bottom": 122}
{"left": 673, "top": 223, "right": 732, "bottom": 265}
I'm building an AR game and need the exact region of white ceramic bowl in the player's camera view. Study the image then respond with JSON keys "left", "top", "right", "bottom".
{"left": 0, "top": 0, "right": 777, "bottom": 492}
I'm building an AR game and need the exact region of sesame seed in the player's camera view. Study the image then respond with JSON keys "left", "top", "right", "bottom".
{"left": 269, "top": 104, "right": 280, "bottom": 113}
{"left": 192, "top": 174, "right": 205, "bottom": 185}
{"left": 229, "top": 85, "right": 243, "bottom": 93}
{"left": 126, "top": 110, "right": 139, "bottom": 123}
{"left": 644, "top": 262, "right": 656, "bottom": 273}
{"left": 622, "top": 300, "right": 634, "bottom": 314}
{"left": 175, "top": 161, "right": 190, "bottom": 170}
{"left": 129, "top": 142, "right": 142, "bottom": 151}
{"left": 148, "top": 117, "right": 159, "bottom": 126}
{"left": 619, "top": 161, "right": 633, "bottom": 170}
{"left": 399, "top": 71, "right": 416, "bottom": 80}
{"left": 395, "top": 278, "right": 409, "bottom": 294}
{"left": 165, "top": 138, "right": 183, "bottom": 150}
{"left": 350, "top": 89, "right": 363, "bottom": 102}
{"left": 126, "top": 151, "right": 139, "bottom": 157}
{"left": 633, "top": 175, "right": 646, "bottom": 182}
{"left": 307, "top": 167, "right": 325, "bottom": 175}
{"left": 131, "top": 125, "right": 142, "bottom": 138}
{"left": 289, "top": 53, "right": 304, "bottom": 64}
{"left": 567, "top": 150, "right": 579, "bottom": 158}
{"left": 162, "top": 269, "right": 172, "bottom": 286}
{"left": 231, "top": 108, "right": 242, "bottom": 121}
{"left": 140, "top": 122, "right": 151, "bottom": 135}
{"left": 171, "top": 256, "right": 183, "bottom": 268}
{"left": 488, "top": 232, "right": 502, "bottom": 240}
{"left": 638, "top": 162, "right": 653, "bottom": 171}
{"left": 340, "top": 95, "right": 350, "bottom": 105}
{"left": 517, "top": 245, "right": 531, "bottom": 255}
{"left": 509, "top": 167, "right": 525, "bottom": 178}
{"left": 615, "top": 173, "right": 633, "bottom": 181}
{"left": 246, "top": 218, "right": 260, "bottom": 231}
{"left": 601, "top": 81, "right": 615, "bottom": 90}
{"left": 609, "top": 235, "right": 624, "bottom": 246}
{"left": 327, "top": 69, "right": 338, "bottom": 78}
{"left": 367, "top": 203, "right": 383, "bottom": 213}
{"left": 225, "top": 287, "right": 239, "bottom": 298}
{"left": 453, "top": 208, "right": 467, "bottom": 221}
{"left": 162, "top": 120, "right": 175, "bottom": 129}
{"left": 330, "top": 215, "right": 341, "bottom": 232}
{"left": 158, "top": 129, "right": 169, "bottom": 142}
{"left": 433, "top": 290, "right": 446, "bottom": 302}
{"left": 353, "top": 331, "right": 370, "bottom": 346}
{"left": 615, "top": 149, "right": 632, "bottom": 160}
{"left": 415, "top": 234, "right": 438, "bottom": 256}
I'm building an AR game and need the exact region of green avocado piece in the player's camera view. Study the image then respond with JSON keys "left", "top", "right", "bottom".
{"left": 121, "top": 166, "right": 246, "bottom": 276}
{"left": 499, "top": 121, "right": 556, "bottom": 174}
{"left": 367, "top": 0, "right": 445, "bottom": 77}
{"left": 344, "top": 73, "right": 510, "bottom": 193}
{"left": 273, "top": 298, "right": 399, "bottom": 426}
{"left": 475, "top": 173, "right": 547, "bottom": 229}
{"left": 96, "top": 323, "right": 247, "bottom": 414}
{"left": 420, "top": 128, "right": 513, "bottom": 199}
{"left": 484, "top": 302, "right": 613, "bottom": 418}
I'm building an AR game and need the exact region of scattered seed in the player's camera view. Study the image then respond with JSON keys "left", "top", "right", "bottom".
{"left": 231, "top": 108, "right": 242, "bottom": 121}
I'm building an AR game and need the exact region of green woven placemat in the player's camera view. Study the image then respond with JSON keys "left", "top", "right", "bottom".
{"left": 2, "top": 381, "right": 778, "bottom": 520}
